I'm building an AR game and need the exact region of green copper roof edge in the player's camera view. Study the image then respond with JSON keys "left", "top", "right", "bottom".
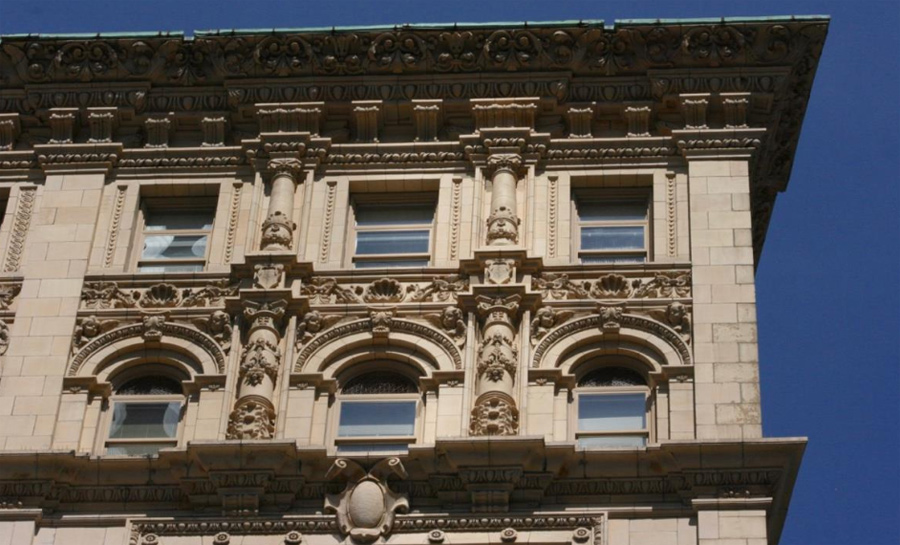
{"left": 616, "top": 15, "right": 830, "bottom": 25}
{"left": 0, "top": 16, "right": 830, "bottom": 42}
{"left": 193, "top": 19, "right": 605, "bottom": 36}
{"left": 0, "top": 31, "right": 184, "bottom": 40}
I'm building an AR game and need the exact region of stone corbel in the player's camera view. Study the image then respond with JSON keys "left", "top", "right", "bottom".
{"left": 471, "top": 98, "right": 539, "bottom": 130}
{"left": 566, "top": 104, "right": 595, "bottom": 138}
{"left": 623, "top": 103, "right": 652, "bottom": 137}
{"left": 202, "top": 116, "right": 228, "bottom": 147}
{"left": 679, "top": 93, "right": 710, "bottom": 129}
{"left": 352, "top": 100, "right": 382, "bottom": 142}
{"left": 144, "top": 114, "right": 173, "bottom": 148}
{"left": 47, "top": 107, "right": 79, "bottom": 144}
{"left": 86, "top": 107, "right": 118, "bottom": 143}
{"left": 721, "top": 92, "right": 751, "bottom": 128}
{"left": 413, "top": 99, "right": 442, "bottom": 141}
{"left": 256, "top": 102, "right": 325, "bottom": 134}
{"left": 0, "top": 114, "right": 21, "bottom": 151}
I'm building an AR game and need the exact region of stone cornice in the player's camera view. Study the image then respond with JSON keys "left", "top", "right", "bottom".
{"left": 0, "top": 20, "right": 826, "bottom": 85}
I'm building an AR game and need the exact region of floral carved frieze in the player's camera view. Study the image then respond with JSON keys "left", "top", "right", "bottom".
{"left": 1, "top": 22, "right": 821, "bottom": 85}
{"left": 80, "top": 280, "right": 239, "bottom": 310}
{"left": 301, "top": 275, "right": 468, "bottom": 305}
{"left": 532, "top": 271, "right": 691, "bottom": 301}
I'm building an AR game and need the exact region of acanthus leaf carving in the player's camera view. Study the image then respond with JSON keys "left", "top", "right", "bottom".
{"left": 325, "top": 457, "right": 409, "bottom": 543}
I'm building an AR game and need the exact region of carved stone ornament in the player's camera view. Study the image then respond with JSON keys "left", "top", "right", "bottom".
{"left": 295, "top": 310, "right": 342, "bottom": 347}
{"left": 361, "top": 278, "right": 405, "bottom": 303}
{"left": 485, "top": 153, "right": 523, "bottom": 177}
{"left": 0, "top": 283, "right": 21, "bottom": 310}
{"left": 470, "top": 393, "right": 519, "bottom": 436}
{"left": 268, "top": 157, "right": 304, "bottom": 176}
{"left": 284, "top": 531, "right": 303, "bottom": 545}
{"left": 72, "top": 315, "right": 119, "bottom": 353}
{"left": 648, "top": 301, "right": 692, "bottom": 341}
{"left": 141, "top": 313, "right": 168, "bottom": 341}
{"left": 485, "top": 258, "right": 515, "bottom": 285}
{"left": 423, "top": 306, "right": 467, "bottom": 347}
{"left": 530, "top": 307, "right": 574, "bottom": 345}
{"left": 261, "top": 211, "right": 296, "bottom": 251}
{"left": 0, "top": 320, "right": 9, "bottom": 356}
{"left": 243, "top": 299, "right": 287, "bottom": 330}
{"left": 485, "top": 207, "right": 520, "bottom": 245}
{"left": 239, "top": 338, "right": 281, "bottom": 385}
{"left": 407, "top": 274, "right": 468, "bottom": 302}
{"left": 369, "top": 310, "right": 394, "bottom": 338}
{"left": 192, "top": 310, "right": 234, "bottom": 353}
{"left": 254, "top": 263, "right": 285, "bottom": 289}
{"left": 598, "top": 304, "right": 624, "bottom": 332}
{"left": 325, "top": 457, "right": 409, "bottom": 543}
{"left": 226, "top": 399, "right": 276, "bottom": 439}
{"left": 476, "top": 333, "right": 518, "bottom": 382}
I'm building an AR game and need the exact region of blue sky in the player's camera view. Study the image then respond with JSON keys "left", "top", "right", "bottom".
{"left": 1, "top": 1, "right": 898, "bottom": 544}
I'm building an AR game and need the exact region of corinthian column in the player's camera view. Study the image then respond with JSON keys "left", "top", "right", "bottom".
{"left": 470, "top": 294, "right": 521, "bottom": 435}
{"left": 260, "top": 158, "right": 302, "bottom": 251}
{"left": 484, "top": 153, "right": 523, "bottom": 246}
{"left": 227, "top": 300, "right": 286, "bottom": 439}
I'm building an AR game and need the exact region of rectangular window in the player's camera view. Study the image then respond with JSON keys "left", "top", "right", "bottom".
{"left": 105, "top": 401, "right": 181, "bottom": 455}
{"left": 335, "top": 399, "right": 417, "bottom": 454}
{"left": 575, "top": 195, "right": 649, "bottom": 264}
{"left": 351, "top": 199, "right": 435, "bottom": 269}
{"left": 137, "top": 201, "right": 215, "bottom": 273}
{"left": 576, "top": 392, "right": 648, "bottom": 448}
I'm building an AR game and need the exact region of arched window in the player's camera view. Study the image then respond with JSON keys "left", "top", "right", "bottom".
{"left": 334, "top": 370, "right": 420, "bottom": 455}
{"left": 575, "top": 365, "right": 650, "bottom": 448}
{"left": 104, "top": 375, "right": 184, "bottom": 456}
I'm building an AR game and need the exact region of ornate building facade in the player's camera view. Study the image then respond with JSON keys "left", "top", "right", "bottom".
{"left": 0, "top": 17, "right": 827, "bottom": 545}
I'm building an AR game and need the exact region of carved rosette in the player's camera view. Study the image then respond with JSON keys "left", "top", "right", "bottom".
{"left": 325, "top": 458, "right": 409, "bottom": 543}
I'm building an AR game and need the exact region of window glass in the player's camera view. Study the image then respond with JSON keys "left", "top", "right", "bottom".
{"left": 577, "top": 435, "right": 646, "bottom": 448}
{"left": 336, "top": 443, "right": 410, "bottom": 454}
{"left": 581, "top": 226, "right": 645, "bottom": 251}
{"left": 356, "top": 230, "right": 430, "bottom": 255}
{"left": 138, "top": 203, "right": 215, "bottom": 273}
{"left": 338, "top": 401, "right": 416, "bottom": 437}
{"left": 577, "top": 201, "right": 647, "bottom": 221}
{"left": 576, "top": 194, "right": 649, "bottom": 264}
{"left": 145, "top": 210, "right": 214, "bottom": 231}
{"left": 109, "top": 402, "right": 180, "bottom": 439}
{"left": 578, "top": 393, "right": 646, "bottom": 432}
{"left": 352, "top": 200, "right": 435, "bottom": 268}
{"left": 356, "top": 203, "right": 434, "bottom": 226}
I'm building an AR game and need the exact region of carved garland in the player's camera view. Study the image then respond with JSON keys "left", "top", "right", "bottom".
{"left": 530, "top": 312, "right": 692, "bottom": 368}
{"left": 68, "top": 321, "right": 227, "bottom": 376}
{"left": 103, "top": 185, "right": 127, "bottom": 268}
{"left": 3, "top": 187, "right": 35, "bottom": 272}
{"left": 295, "top": 318, "right": 463, "bottom": 371}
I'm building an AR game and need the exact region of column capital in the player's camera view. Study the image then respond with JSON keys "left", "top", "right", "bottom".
{"left": 266, "top": 156, "right": 304, "bottom": 178}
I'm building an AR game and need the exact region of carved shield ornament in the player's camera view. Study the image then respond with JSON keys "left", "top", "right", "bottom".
{"left": 325, "top": 457, "right": 409, "bottom": 543}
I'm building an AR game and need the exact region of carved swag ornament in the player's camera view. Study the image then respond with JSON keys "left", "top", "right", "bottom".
{"left": 325, "top": 458, "right": 409, "bottom": 543}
